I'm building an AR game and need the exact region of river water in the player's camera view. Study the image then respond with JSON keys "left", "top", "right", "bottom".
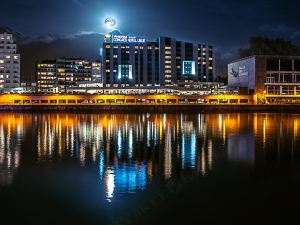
{"left": 0, "top": 113, "right": 300, "bottom": 225}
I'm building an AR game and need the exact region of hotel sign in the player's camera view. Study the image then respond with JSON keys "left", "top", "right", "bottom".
{"left": 112, "top": 35, "right": 146, "bottom": 44}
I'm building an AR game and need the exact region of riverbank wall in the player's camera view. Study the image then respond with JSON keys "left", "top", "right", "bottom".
{"left": 1, "top": 104, "right": 300, "bottom": 113}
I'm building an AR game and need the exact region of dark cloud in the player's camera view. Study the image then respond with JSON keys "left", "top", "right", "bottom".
{"left": 259, "top": 24, "right": 300, "bottom": 41}
{"left": 71, "top": 0, "right": 84, "bottom": 8}
{"left": 21, "top": 31, "right": 102, "bottom": 44}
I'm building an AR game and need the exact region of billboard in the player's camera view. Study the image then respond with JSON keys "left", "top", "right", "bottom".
{"left": 118, "top": 65, "right": 133, "bottom": 79}
{"left": 228, "top": 57, "right": 256, "bottom": 90}
{"left": 182, "top": 61, "right": 196, "bottom": 75}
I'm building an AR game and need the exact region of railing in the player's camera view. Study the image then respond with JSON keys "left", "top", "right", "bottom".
{"left": 265, "top": 82, "right": 300, "bottom": 85}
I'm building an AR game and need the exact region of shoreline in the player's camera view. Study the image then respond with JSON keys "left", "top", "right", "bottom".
{"left": 1, "top": 104, "right": 300, "bottom": 113}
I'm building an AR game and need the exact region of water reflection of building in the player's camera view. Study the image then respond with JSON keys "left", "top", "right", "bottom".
{"left": 0, "top": 113, "right": 220, "bottom": 194}
{"left": 30, "top": 113, "right": 220, "bottom": 201}
{"left": 227, "top": 133, "right": 255, "bottom": 164}
{"left": 252, "top": 114, "right": 300, "bottom": 163}
{"left": 2, "top": 113, "right": 299, "bottom": 200}
{"left": 0, "top": 114, "right": 23, "bottom": 186}
{"left": 103, "top": 163, "right": 147, "bottom": 201}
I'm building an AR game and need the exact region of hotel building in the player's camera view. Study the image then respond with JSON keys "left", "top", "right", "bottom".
{"left": 102, "top": 34, "right": 214, "bottom": 88}
{"left": 0, "top": 33, "right": 20, "bottom": 93}
{"left": 36, "top": 58, "right": 101, "bottom": 93}
{"left": 228, "top": 56, "right": 300, "bottom": 102}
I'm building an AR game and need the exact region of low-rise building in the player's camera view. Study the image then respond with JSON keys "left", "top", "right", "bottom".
{"left": 228, "top": 56, "right": 300, "bottom": 102}
{"left": 36, "top": 58, "right": 101, "bottom": 93}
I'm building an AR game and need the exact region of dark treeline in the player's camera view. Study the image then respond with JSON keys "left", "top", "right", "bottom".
{"left": 239, "top": 36, "right": 300, "bottom": 58}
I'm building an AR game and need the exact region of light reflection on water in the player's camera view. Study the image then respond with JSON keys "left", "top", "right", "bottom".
{"left": 0, "top": 113, "right": 300, "bottom": 202}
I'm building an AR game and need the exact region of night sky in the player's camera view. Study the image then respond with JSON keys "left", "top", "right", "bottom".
{"left": 1, "top": 0, "right": 300, "bottom": 80}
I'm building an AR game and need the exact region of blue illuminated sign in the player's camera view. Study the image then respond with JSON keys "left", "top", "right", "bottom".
{"left": 118, "top": 65, "right": 133, "bottom": 79}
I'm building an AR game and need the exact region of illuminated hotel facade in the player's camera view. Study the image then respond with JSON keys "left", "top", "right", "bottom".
{"left": 0, "top": 33, "right": 20, "bottom": 93}
{"left": 102, "top": 34, "right": 215, "bottom": 88}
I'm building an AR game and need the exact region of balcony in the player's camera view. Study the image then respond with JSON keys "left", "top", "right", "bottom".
{"left": 265, "top": 85, "right": 300, "bottom": 96}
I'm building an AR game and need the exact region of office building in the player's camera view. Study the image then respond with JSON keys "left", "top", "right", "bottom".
{"left": 36, "top": 58, "right": 101, "bottom": 93}
{"left": 0, "top": 33, "right": 20, "bottom": 93}
{"left": 102, "top": 33, "right": 214, "bottom": 88}
{"left": 36, "top": 60, "right": 56, "bottom": 93}
{"left": 228, "top": 56, "right": 300, "bottom": 102}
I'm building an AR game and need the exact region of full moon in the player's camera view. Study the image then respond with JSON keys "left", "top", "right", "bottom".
{"left": 105, "top": 17, "right": 116, "bottom": 29}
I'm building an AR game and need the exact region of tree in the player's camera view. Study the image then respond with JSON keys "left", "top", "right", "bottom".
{"left": 239, "top": 36, "right": 300, "bottom": 58}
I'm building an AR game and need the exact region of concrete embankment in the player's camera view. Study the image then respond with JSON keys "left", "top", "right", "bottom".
{"left": 1, "top": 104, "right": 300, "bottom": 113}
